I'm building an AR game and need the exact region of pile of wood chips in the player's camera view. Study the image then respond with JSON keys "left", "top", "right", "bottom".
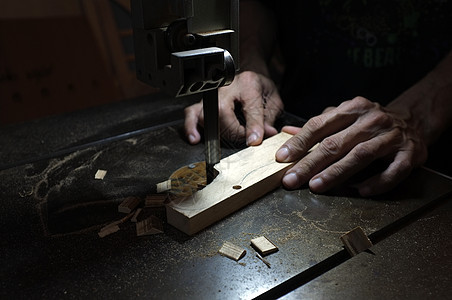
{"left": 98, "top": 161, "right": 207, "bottom": 238}
{"left": 98, "top": 181, "right": 171, "bottom": 238}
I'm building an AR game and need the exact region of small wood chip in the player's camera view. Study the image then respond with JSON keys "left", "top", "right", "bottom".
{"left": 340, "top": 226, "right": 373, "bottom": 256}
{"left": 144, "top": 194, "right": 167, "bottom": 207}
{"left": 98, "top": 224, "right": 119, "bottom": 238}
{"left": 97, "top": 211, "right": 134, "bottom": 238}
{"left": 156, "top": 179, "right": 171, "bottom": 193}
{"left": 131, "top": 208, "right": 142, "bottom": 223}
{"left": 94, "top": 169, "right": 107, "bottom": 180}
{"left": 219, "top": 242, "right": 246, "bottom": 261}
{"left": 118, "top": 196, "right": 141, "bottom": 214}
{"left": 136, "top": 216, "right": 163, "bottom": 236}
{"left": 100, "top": 221, "right": 120, "bottom": 232}
{"left": 251, "top": 236, "right": 278, "bottom": 256}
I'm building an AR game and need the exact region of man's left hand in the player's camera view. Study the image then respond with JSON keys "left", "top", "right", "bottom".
{"left": 276, "top": 96, "right": 428, "bottom": 196}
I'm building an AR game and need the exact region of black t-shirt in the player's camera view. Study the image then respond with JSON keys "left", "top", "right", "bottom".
{"left": 265, "top": 0, "right": 452, "bottom": 118}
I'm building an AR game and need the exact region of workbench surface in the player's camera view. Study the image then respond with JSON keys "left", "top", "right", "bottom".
{"left": 1, "top": 94, "right": 451, "bottom": 299}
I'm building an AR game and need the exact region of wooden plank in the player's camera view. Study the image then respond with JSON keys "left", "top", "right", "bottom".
{"left": 218, "top": 242, "right": 246, "bottom": 261}
{"left": 251, "top": 236, "right": 278, "bottom": 256}
{"left": 340, "top": 226, "right": 373, "bottom": 256}
{"left": 165, "top": 132, "right": 295, "bottom": 235}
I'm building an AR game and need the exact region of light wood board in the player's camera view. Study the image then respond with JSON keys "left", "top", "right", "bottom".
{"left": 166, "top": 132, "right": 294, "bottom": 235}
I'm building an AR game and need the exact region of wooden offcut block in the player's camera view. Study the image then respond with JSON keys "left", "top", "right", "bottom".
{"left": 95, "top": 169, "right": 107, "bottom": 180}
{"left": 144, "top": 194, "right": 167, "bottom": 207}
{"left": 218, "top": 242, "right": 246, "bottom": 261}
{"left": 251, "top": 236, "right": 278, "bottom": 256}
{"left": 156, "top": 180, "right": 171, "bottom": 193}
{"left": 340, "top": 226, "right": 373, "bottom": 256}
{"left": 118, "top": 196, "right": 141, "bottom": 213}
{"left": 136, "top": 216, "right": 164, "bottom": 236}
{"left": 166, "top": 132, "right": 295, "bottom": 235}
{"left": 98, "top": 211, "right": 135, "bottom": 238}
{"left": 98, "top": 224, "right": 119, "bottom": 238}
{"left": 131, "top": 208, "right": 142, "bottom": 223}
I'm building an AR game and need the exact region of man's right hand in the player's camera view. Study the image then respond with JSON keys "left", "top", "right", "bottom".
{"left": 184, "top": 71, "right": 284, "bottom": 146}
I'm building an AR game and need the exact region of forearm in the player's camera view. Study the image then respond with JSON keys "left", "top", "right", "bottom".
{"left": 387, "top": 50, "right": 452, "bottom": 145}
{"left": 239, "top": 0, "right": 277, "bottom": 77}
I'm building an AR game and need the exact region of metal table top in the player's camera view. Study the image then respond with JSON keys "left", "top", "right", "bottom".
{"left": 1, "top": 94, "right": 451, "bottom": 299}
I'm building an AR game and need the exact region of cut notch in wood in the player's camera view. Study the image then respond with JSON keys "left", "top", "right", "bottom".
{"left": 340, "top": 226, "right": 373, "bottom": 256}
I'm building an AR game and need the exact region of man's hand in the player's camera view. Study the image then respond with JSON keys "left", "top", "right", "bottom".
{"left": 276, "top": 96, "right": 428, "bottom": 196}
{"left": 184, "top": 71, "right": 284, "bottom": 146}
